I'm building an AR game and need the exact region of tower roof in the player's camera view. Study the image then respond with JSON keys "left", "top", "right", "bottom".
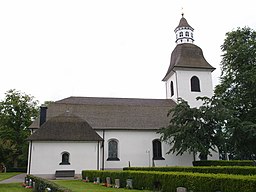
{"left": 175, "top": 14, "right": 194, "bottom": 32}
{"left": 162, "top": 43, "right": 215, "bottom": 81}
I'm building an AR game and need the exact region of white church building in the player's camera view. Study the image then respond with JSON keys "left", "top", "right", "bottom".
{"left": 27, "top": 14, "right": 217, "bottom": 178}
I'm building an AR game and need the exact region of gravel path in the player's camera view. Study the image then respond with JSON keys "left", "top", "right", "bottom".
{"left": 0, "top": 173, "right": 26, "bottom": 184}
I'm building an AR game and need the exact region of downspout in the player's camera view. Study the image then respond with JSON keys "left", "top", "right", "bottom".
{"left": 28, "top": 140, "right": 32, "bottom": 175}
{"left": 102, "top": 130, "right": 105, "bottom": 170}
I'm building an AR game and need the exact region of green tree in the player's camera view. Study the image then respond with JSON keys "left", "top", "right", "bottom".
{"left": 158, "top": 98, "right": 226, "bottom": 160}
{"left": 215, "top": 27, "right": 256, "bottom": 159}
{"left": 0, "top": 89, "right": 39, "bottom": 167}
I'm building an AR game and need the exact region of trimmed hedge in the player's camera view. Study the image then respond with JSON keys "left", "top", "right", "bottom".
{"left": 193, "top": 160, "right": 255, "bottom": 166}
{"left": 82, "top": 170, "right": 256, "bottom": 192}
{"left": 123, "top": 166, "right": 256, "bottom": 175}
{"left": 7, "top": 167, "right": 27, "bottom": 172}
{"left": 26, "top": 175, "right": 72, "bottom": 192}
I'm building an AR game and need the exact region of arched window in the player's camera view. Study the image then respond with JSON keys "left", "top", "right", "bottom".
{"left": 170, "top": 81, "right": 174, "bottom": 97}
{"left": 191, "top": 33, "right": 193, "bottom": 38}
{"left": 152, "top": 139, "right": 164, "bottom": 160}
{"left": 185, "top": 31, "right": 189, "bottom": 37}
{"left": 191, "top": 76, "right": 201, "bottom": 92}
{"left": 179, "top": 32, "right": 183, "bottom": 37}
{"left": 59, "top": 152, "right": 70, "bottom": 165}
{"left": 107, "top": 139, "right": 120, "bottom": 161}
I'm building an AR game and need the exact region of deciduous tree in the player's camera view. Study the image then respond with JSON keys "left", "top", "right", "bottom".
{"left": 0, "top": 89, "right": 39, "bottom": 167}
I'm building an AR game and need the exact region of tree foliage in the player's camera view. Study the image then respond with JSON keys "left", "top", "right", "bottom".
{"left": 158, "top": 97, "right": 234, "bottom": 160}
{"left": 215, "top": 27, "right": 256, "bottom": 159}
{"left": 0, "top": 89, "right": 39, "bottom": 167}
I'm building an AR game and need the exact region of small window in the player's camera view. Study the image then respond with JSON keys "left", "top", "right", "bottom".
{"left": 107, "top": 139, "right": 120, "bottom": 161}
{"left": 60, "top": 152, "right": 70, "bottom": 165}
{"left": 170, "top": 81, "right": 174, "bottom": 97}
{"left": 185, "top": 31, "right": 189, "bottom": 37}
{"left": 191, "top": 33, "right": 193, "bottom": 38}
{"left": 152, "top": 139, "right": 164, "bottom": 160}
{"left": 191, "top": 76, "right": 201, "bottom": 92}
{"left": 179, "top": 32, "right": 183, "bottom": 37}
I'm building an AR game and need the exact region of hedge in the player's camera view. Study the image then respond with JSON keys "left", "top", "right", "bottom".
{"left": 123, "top": 166, "right": 256, "bottom": 175}
{"left": 82, "top": 170, "right": 256, "bottom": 192}
{"left": 26, "top": 175, "right": 72, "bottom": 192}
{"left": 6, "top": 167, "right": 27, "bottom": 173}
{"left": 193, "top": 160, "right": 255, "bottom": 166}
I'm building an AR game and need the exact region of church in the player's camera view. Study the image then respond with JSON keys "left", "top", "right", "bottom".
{"left": 27, "top": 14, "right": 218, "bottom": 178}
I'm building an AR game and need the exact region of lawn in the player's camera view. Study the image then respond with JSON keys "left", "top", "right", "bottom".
{"left": 0, "top": 172, "right": 21, "bottom": 181}
{"left": 54, "top": 180, "right": 151, "bottom": 192}
{"left": 0, "top": 183, "right": 32, "bottom": 192}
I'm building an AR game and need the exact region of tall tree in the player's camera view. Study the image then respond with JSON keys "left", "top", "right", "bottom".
{"left": 158, "top": 98, "right": 228, "bottom": 160}
{"left": 215, "top": 27, "right": 256, "bottom": 159}
{"left": 0, "top": 89, "right": 39, "bottom": 167}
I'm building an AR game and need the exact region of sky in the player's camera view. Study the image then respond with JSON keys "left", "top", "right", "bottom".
{"left": 0, "top": 0, "right": 255, "bottom": 104}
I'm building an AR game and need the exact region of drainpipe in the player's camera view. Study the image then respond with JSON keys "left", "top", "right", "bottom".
{"left": 102, "top": 130, "right": 105, "bottom": 170}
{"left": 28, "top": 141, "right": 32, "bottom": 175}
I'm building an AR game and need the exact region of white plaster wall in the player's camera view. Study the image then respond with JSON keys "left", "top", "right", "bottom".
{"left": 176, "top": 69, "right": 214, "bottom": 108}
{"left": 29, "top": 141, "right": 99, "bottom": 175}
{"left": 97, "top": 130, "right": 194, "bottom": 169}
{"left": 166, "top": 72, "right": 178, "bottom": 102}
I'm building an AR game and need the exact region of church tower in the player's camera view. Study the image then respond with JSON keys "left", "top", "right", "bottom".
{"left": 162, "top": 14, "right": 215, "bottom": 107}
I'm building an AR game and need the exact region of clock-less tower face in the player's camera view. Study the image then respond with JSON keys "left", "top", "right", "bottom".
{"left": 162, "top": 15, "right": 215, "bottom": 108}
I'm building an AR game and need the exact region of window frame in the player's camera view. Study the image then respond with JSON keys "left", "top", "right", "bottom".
{"left": 107, "top": 139, "right": 120, "bottom": 161}
{"left": 170, "top": 81, "right": 174, "bottom": 97}
{"left": 152, "top": 139, "right": 165, "bottom": 160}
{"left": 190, "top": 76, "right": 201, "bottom": 92}
{"left": 59, "top": 151, "right": 70, "bottom": 165}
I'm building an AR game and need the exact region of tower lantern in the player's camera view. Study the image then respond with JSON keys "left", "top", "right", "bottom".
{"left": 175, "top": 13, "right": 194, "bottom": 44}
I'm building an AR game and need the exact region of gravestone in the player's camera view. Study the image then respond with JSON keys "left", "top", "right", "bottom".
{"left": 126, "top": 179, "right": 133, "bottom": 189}
{"left": 96, "top": 177, "right": 100, "bottom": 184}
{"left": 177, "top": 187, "right": 187, "bottom": 192}
{"left": 106, "top": 177, "right": 111, "bottom": 187}
{"left": 115, "top": 179, "right": 120, "bottom": 188}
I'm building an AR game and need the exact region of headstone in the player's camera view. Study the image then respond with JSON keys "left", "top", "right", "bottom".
{"left": 177, "top": 187, "right": 187, "bottom": 192}
{"left": 115, "top": 179, "right": 120, "bottom": 188}
{"left": 96, "top": 177, "right": 100, "bottom": 184}
{"left": 126, "top": 179, "right": 133, "bottom": 189}
{"left": 106, "top": 177, "right": 111, "bottom": 187}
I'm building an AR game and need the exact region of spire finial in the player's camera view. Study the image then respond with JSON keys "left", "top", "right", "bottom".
{"left": 181, "top": 7, "right": 184, "bottom": 17}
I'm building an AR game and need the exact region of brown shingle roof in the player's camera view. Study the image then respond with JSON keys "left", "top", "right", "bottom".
{"left": 175, "top": 16, "right": 194, "bottom": 31}
{"left": 29, "top": 97, "right": 176, "bottom": 130}
{"left": 28, "top": 113, "right": 103, "bottom": 141}
{"left": 162, "top": 43, "right": 215, "bottom": 81}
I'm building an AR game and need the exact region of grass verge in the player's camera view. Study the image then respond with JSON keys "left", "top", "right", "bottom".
{"left": 54, "top": 180, "right": 151, "bottom": 192}
{"left": 0, "top": 183, "right": 32, "bottom": 192}
{"left": 0, "top": 172, "right": 22, "bottom": 181}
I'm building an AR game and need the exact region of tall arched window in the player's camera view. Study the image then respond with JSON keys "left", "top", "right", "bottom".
{"left": 59, "top": 152, "right": 70, "bottom": 165}
{"left": 152, "top": 139, "right": 164, "bottom": 160}
{"left": 191, "top": 76, "right": 201, "bottom": 92}
{"left": 107, "top": 139, "right": 120, "bottom": 161}
{"left": 170, "top": 81, "right": 174, "bottom": 97}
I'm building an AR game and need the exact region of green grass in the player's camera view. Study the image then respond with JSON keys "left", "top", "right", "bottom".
{"left": 0, "top": 172, "right": 21, "bottom": 181}
{"left": 54, "top": 180, "right": 151, "bottom": 192}
{"left": 0, "top": 183, "right": 32, "bottom": 192}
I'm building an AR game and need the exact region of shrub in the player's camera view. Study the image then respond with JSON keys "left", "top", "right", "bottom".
{"left": 193, "top": 160, "right": 255, "bottom": 166}
{"left": 7, "top": 167, "right": 27, "bottom": 172}
{"left": 82, "top": 170, "right": 256, "bottom": 192}
{"left": 123, "top": 166, "right": 256, "bottom": 175}
{"left": 26, "top": 175, "right": 72, "bottom": 192}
